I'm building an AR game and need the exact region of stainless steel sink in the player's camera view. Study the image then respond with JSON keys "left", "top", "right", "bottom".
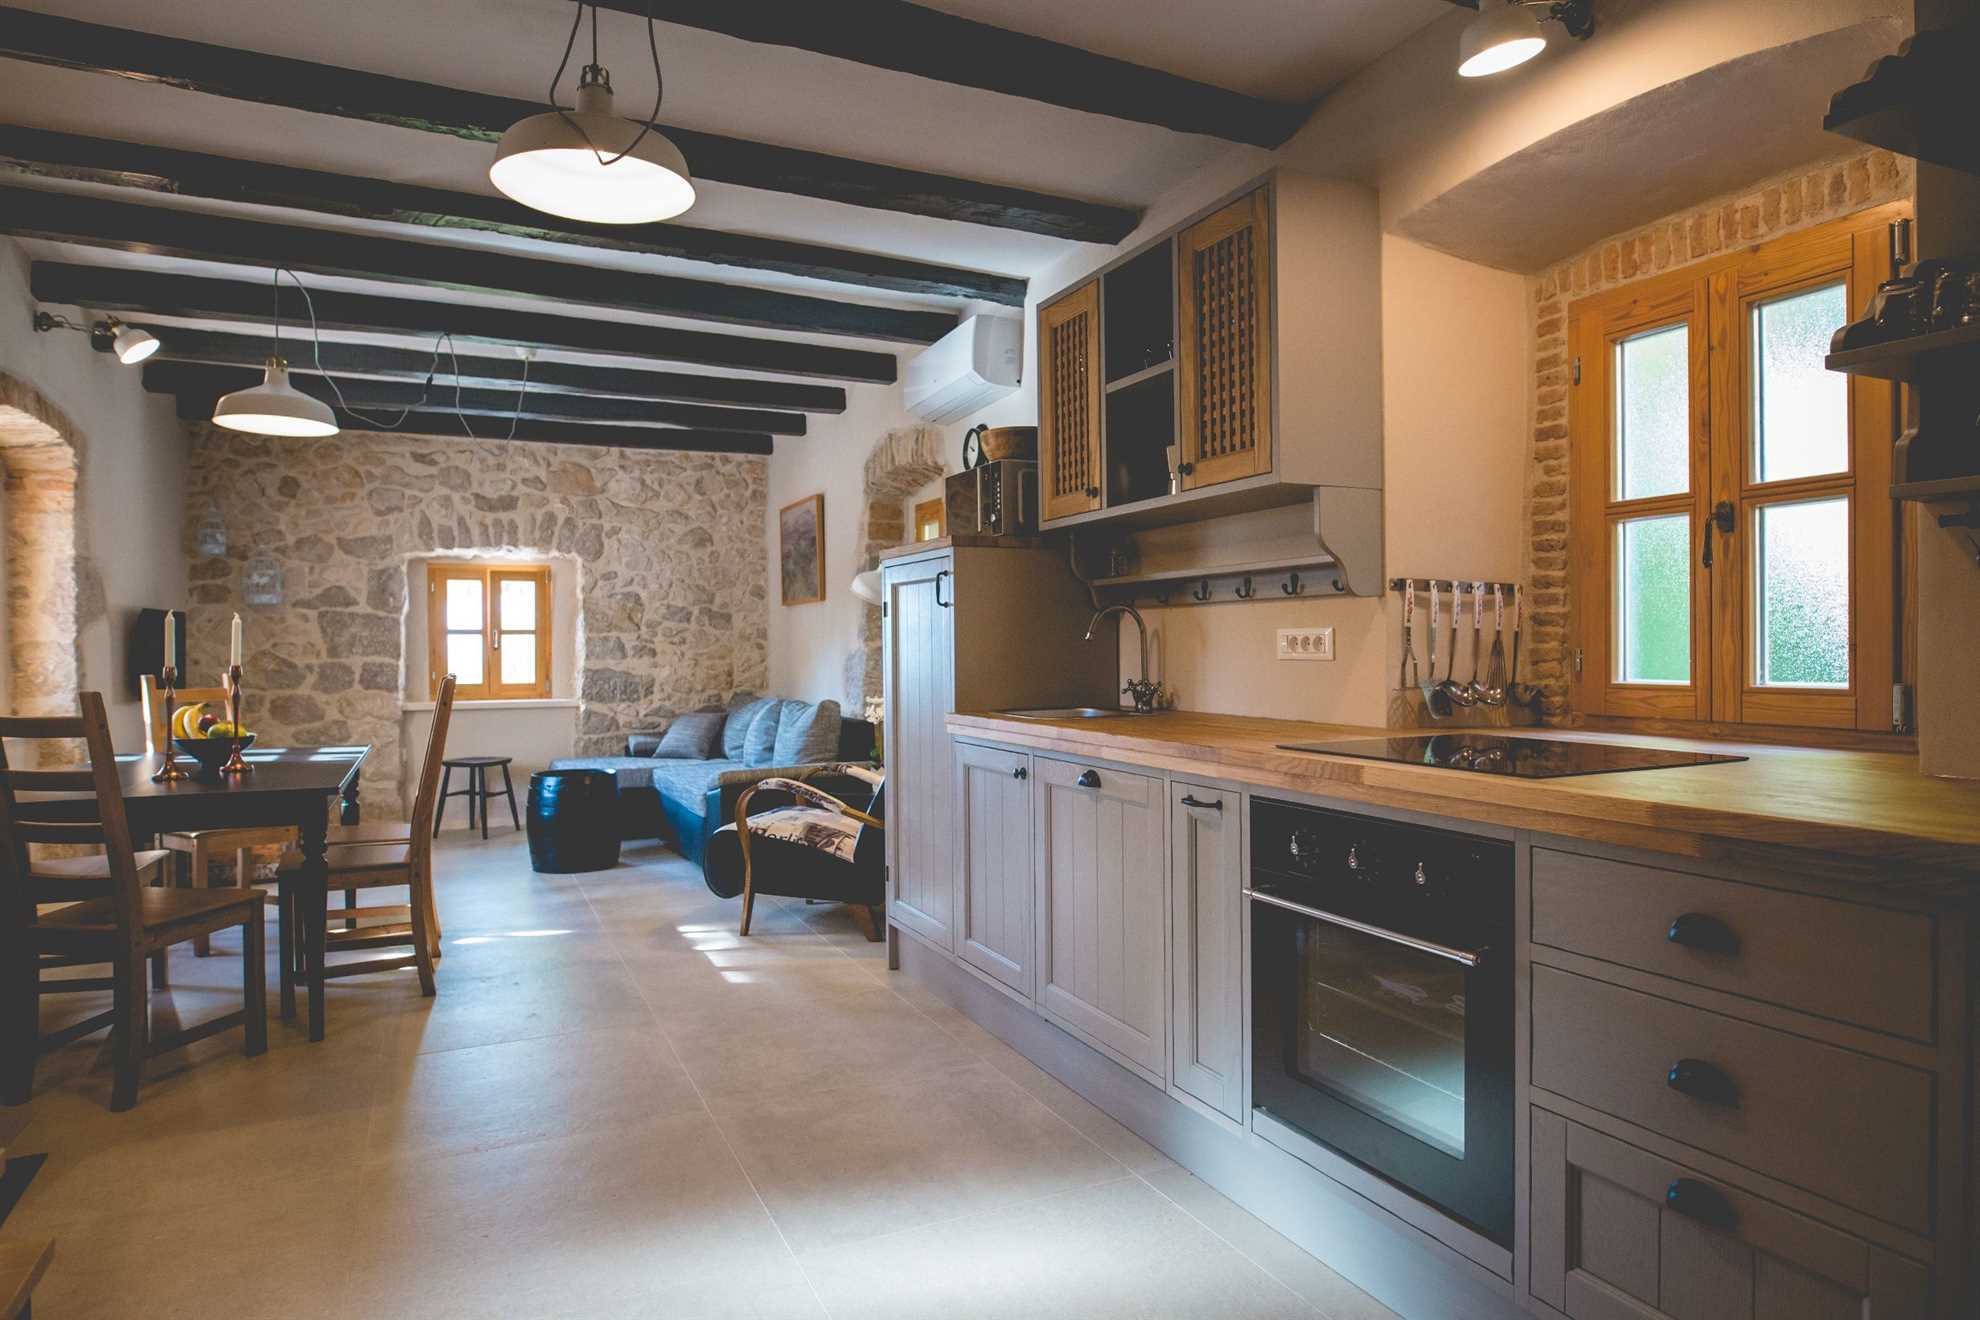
{"left": 999, "top": 706, "right": 1126, "bottom": 719}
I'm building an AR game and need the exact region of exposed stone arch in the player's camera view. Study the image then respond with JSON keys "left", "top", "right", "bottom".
{"left": 844, "top": 426, "right": 945, "bottom": 707}
{"left": 0, "top": 372, "right": 82, "bottom": 728}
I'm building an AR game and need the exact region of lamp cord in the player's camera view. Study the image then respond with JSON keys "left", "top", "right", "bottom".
{"left": 545, "top": 1, "right": 666, "bottom": 170}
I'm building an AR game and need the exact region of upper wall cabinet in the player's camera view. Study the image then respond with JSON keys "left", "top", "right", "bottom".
{"left": 1033, "top": 171, "right": 1383, "bottom": 561}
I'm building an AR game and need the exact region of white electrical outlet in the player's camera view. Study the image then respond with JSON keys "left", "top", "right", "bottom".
{"left": 1276, "top": 627, "right": 1334, "bottom": 661}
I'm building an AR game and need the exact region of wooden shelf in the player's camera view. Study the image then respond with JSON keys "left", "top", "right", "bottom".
{"left": 1826, "top": 320, "right": 1980, "bottom": 381}
{"left": 1091, "top": 551, "right": 1340, "bottom": 596}
{"left": 1104, "top": 359, "right": 1175, "bottom": 394}
{"left": 1823, "top": 24, "right": 1979, "bottom": 178}
{"left": 1892, "top": 474, "right": 1980, "bottom": 502}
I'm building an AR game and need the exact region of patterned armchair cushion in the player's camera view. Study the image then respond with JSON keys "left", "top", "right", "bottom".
{"left": 772, "top": 699, "right": 842, "bottom": 765}
{"left": 714, "top": 806, "right": 860, "bottom": 863}
{"left": 722, "top": 697, "right": 777, "bottom": 760}
{"left": 655, "top": 710, "right": 725, "bottom": 759}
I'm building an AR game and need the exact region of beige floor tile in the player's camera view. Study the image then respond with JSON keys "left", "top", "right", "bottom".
{"left": 798, "top": 1177, "right": 1320, "bottom": 1320}
{"left": 959, "top": 1032, "right": 1180, "bottom": 1177}
{"left": 546, "top": 1280, "right": 829, "bottom": 1320}
{"left": 711, "top": 1060, "right": 1130, "bottom": 1254}
{"left": 385, "top": 955, "right": 654, "bottom": 1055}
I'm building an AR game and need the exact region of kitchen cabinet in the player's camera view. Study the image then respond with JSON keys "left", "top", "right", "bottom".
{"left": 1168, "top": 780, "right": 1243, "bottom": 1122}
{"left": 1032, "top": 755, "right": 1168, "bottom": 1082}
{"left": 1177, "top": 189, "right": 1273, "bottom": 491}
{"left": 883, "top": 553, "right": 957, "bottom": 950}
{"left": 1529, "top": 1109, "right": 1928, "bottom": 1319}
{"left": 953, "top": 740, "right": 1034, "bottom": 998}
{"left": 1039, "top": 280, "right": 1102, "bottom": 522}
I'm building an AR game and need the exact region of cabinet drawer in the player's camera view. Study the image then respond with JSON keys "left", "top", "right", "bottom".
{"left": 1530, "top": 848, "right": 1935, "bottom": 1042}
{"left": 1531, "top": 967, "right": 1933, "bottom": 1234}
{"left": 1530, "top": 1108, "right": 1929, "bottom": 1319}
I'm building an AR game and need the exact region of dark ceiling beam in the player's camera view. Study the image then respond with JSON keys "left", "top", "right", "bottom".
{"left": 143, "top": 361, "right": 805, "bottom": 435}
{"left": 601, "top": 1, "right": 1311, "bottom": 148}
{"left": 142, "top": 327, "right": 848, "bottom": 413}
{"left": 0, "top": 126, "right": 1026, "bottom": 306}
{"left": 0, "top": 184, "right": 954, "bottom": 344}
{"left": 0, "top": 7, "right": 1140, "bottom": 243}
{"left": 32, "top": 264, "right": 899, "bottom": 384}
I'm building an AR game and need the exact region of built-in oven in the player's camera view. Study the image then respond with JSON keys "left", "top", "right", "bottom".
{"left": 1247, "top": 797, "right": 1514, "bottom": 1249}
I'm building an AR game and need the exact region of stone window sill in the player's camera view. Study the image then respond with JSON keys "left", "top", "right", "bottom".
{"left": 400, "top": 698, "right": 581, "bottom": 712}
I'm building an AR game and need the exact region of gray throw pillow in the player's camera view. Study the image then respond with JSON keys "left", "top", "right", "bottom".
{"left": 626, "top": 733, "right": 663, "bottom": 758}
{"left": 773, "top": 699, "right": 842, "bottom": 765}
{"left": 723, "top": 696, "right": 775, "bottom": 760}
{"left": 655, "top": 711, "right": 725, "bottom": 760}
{"left": 741, "top": 700, "right": 787, "bottom": 767}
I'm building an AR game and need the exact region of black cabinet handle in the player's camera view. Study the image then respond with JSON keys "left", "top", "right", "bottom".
{"left": 1012, "top": 765, "right": 1028, "bottom": 780}
{"left": 1180, "top": 794, "right": 1222, "bottom": 811}
{"left": 1076, "top": 769, "right": 1101, "bottom": 788}
{"left": 1666, "top": 912, "right": 1740, "bottom": 956}
{"left": 1177, "top": 462, "right": 1195, "bottom": 476}
{"left": 934, "top": 569, "right": 950, "bottom": 608}
{"left": 1085, "top": 485, "right": 1100, "bottom": 499}
{"left": 1701, "top": 500, "right": 1735, "bottom": 569}
{"left": 1666, "top": 1058, "right": 1739, "bottom": 1107}
{"left": 1665, "top": 1177, "right": 1737, "bottom": 1231}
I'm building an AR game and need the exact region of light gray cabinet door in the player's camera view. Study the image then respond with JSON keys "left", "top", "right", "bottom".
{"left": 953, "top": 741, "right": 1034, "bottom": 997}
{"left": 1529, "top": 1109, "right": 1929, "bottom": 1320}
{"left": 1033, "top": 756, "right": 1167, "bottom": 1082}
{"left": 883, "top": 555, "right": 956, "bottom": 950}
{"left": 1169, "top": 781, "right": 1242, "bottom": 1121}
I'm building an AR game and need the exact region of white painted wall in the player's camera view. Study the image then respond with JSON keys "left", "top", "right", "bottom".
{"left": 0, "top": 236, "right": 189, "bottom": 749}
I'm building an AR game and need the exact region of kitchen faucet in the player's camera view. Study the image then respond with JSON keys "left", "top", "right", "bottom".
{"left": 1085, "top": 604, "right": 1158, "bottom": 714}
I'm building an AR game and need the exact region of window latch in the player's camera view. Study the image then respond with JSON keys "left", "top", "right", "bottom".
{"left": 1700, "top": 501, "right": 1735, "bottom": 569}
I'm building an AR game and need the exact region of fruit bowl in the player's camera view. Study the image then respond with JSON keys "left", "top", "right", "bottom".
{"left": 174, "top": 733, "right": 254, "bottom": 778}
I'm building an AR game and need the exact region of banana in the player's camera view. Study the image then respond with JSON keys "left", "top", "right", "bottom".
{"left": 171, "top": 702, "right": 205, "bottom": 739}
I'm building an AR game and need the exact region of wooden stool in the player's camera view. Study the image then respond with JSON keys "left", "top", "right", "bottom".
{"left": 434, "top": 756, "right": 519, "bottom": 840}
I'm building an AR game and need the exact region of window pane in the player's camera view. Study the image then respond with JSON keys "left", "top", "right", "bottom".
{"left": 499, "top": 635, "right": 536, "bottom": 686}
{"left": 445, "top": 632, "right": 484, "bottom": 685}
{"left": 444, "top": 577, "right": 483, "bottom": 631}
{"left": 1751, "top": 284, "right": 1849, "bottom": 484}
{"left": 1756, "top": 498, "right": 1849, "bottom": 688}
{"left": 499, "top": 577, "right": 538, "bottom": 630}
{"left": 1615, "top": 324, "right": 1690, "bottom": 501}
{"left": 1616, "top": 515, "right": 1690, "bottom": 683}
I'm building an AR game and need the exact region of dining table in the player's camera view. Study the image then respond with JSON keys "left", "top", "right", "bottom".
{"left": 115, "top": 744, "right": 368, "bottom": 1042}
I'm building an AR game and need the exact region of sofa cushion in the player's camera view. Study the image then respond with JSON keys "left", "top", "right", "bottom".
{"left": 626, "top": 733, "right": 664, "bottom": 758}
{"left": 773, "top": 699, "right": 841, "bottom": 765}
{"left": 547, "top": 756, "right": 664, "bottom": 792}
{"left": 742, "top": 700, "right": 787, "bottom": 767}
{"left": 723, "top": 697, "right": 776, "bottom": 760}
{"left": 648, "top": 758, "right": 744, "bottom": 812}
{"left": 656, "top": 710, "right": 725, "bottom": 759}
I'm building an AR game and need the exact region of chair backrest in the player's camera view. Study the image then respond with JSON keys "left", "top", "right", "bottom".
{"left": 139, "top": 674, "right": 232, "bottom": 756}
{"left": 0, "top": 692, "right": 146, "bottom": 950}
{"left": 406, "top": 675, "right": 457, "bottom": 866}
{"left": 851, "top": 771, "right": 886, "bottom": 874}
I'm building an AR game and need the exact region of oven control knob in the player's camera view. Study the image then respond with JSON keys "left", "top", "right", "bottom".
{"left": 1288, "top": 829, "right": 1321, "bottom": 869}
{"left": 1346, "top": 845, "right": 1360, "bottom": 871}
{"left": 1414, "top": 862, "right": 1427, "bottom": 887}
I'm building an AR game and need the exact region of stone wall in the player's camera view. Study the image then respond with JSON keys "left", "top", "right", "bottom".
{"left": 847, "top": 426, "right": 945, "bottom": 705}
{"left": 1523, "top": 149, "right": 1914, "bottom": 722}
{"left": 0, "top": 371, "right": 83, "bottom": 728}
{"left": 183, "top": 425, "right": 767, "bottom": 806}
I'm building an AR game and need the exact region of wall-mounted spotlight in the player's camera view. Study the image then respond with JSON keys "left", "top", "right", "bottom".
{"left": 1458, "top": 0, "right": 1594, "bottom": 78}
{"left": 31, "top": 309, "right": 161, "bottom": 364}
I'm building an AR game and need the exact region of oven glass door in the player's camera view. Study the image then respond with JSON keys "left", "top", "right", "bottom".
{"left": 1250, "top": 889, "right": 1513, "bottom": 1247}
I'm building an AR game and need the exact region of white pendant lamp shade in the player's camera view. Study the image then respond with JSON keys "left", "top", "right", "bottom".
{"left": 1459, "top": 2, "right": 1548, "bottom": 77}
{"left": 110, "top": 324, "right": 160, "bottom": 364}
{"left": 213, "top": 358, "right": 339, "bottom": 438}
{"left": 491, "top": 81, "right": 695, "bottom": 224}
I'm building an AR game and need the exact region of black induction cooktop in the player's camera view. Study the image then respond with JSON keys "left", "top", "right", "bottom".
{"left": 1277, "top": 734, "right": 1747, "bottom": 778}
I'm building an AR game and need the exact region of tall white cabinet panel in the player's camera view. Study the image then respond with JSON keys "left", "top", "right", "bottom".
{"left": 1033, "top": 756, "right": 1168, "bottom": 1082}
{"left": 883, "top": 554, "right": 957, "bottom": 949}
{"left": 1168, "top": 781, "right": 1244, "bottom": 1121}
{"left": 953, "top": 741, "right": 1035, "bottom": 997}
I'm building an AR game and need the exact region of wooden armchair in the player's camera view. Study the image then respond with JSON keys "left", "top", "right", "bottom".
{"left": 714, "top": 764, "right": 885, "bottom": 940}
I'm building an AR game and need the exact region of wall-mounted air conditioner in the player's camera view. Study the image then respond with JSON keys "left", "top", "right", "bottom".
{"left": 903, "top": 314, "right": 1021, "bottom": 423}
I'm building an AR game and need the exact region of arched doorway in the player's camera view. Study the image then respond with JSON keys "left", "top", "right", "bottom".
{"left": 846, "top": 426, "right": 945, "bottom": 706}
{"left": 0, "top": 373, "right": 81, "bottom": 727}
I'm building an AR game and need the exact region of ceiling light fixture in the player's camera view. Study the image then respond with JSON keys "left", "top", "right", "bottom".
{"left": 491, "top": 2, "right": 694, "bottom": 224}
{"left": 212, "top": 270, "right": 339, "bottom": 438}
{"left": 31, "top": 310, "right": 160, "bottom": 364}
{"left": 1458, "top": 0, "right": 1594, "bottom": 78}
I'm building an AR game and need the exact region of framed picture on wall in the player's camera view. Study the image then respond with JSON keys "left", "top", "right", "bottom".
{"left": 779, "top": 493, "right": 825, "bottom": 605}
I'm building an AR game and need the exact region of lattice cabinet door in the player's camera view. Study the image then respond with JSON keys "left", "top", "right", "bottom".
{"left": 1039, "top": 281, "right": 1103, "bottom": 521}
{"left": 1177, "top": 189, "right": 1273, "bottom": 490}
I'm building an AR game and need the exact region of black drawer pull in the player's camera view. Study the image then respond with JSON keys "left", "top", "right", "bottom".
{"left": 1012, "top": 765, "right": 1028, "bottom": 781}
{"left": 933, "top": 569, "right": 951, "bottom": 608}
{"left": 1665, "top": 1177, "right": 1737, "bottom": 1231}
{"left": 1666, "top": 912, "right": 1740, "bottom": 956}
{"left": 1666, "top": 1058, "right": 1739, "bottom": 1107}
{"left": 1179, "top": 794, "right": 1222, "bottom": 812}
{"left": 1076, "top": 769, "right": 1101, "bottom": 788}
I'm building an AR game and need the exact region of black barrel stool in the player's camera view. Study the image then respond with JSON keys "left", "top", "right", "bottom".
{"left": 435, "top": 755, "right": 520, "bottom": 839}
{"left": 526, "top": 769, "right": 622, "bottom": 873}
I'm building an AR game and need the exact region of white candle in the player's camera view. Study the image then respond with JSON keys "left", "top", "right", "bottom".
{"left": 230, "top": 612, "right": 243, "bottom": 669}
{"left": 162, "top": 611, "right": 176, "bottom": 677}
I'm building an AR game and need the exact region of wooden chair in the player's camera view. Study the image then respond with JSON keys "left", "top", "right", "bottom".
{"left": 721, "top": 765, "right": 886, "bottom": 940}
{"left": 0, "top": 1237, "right": 52, "bottom": 1319}
{"left": 140, "top": 675, "right": 296, "bottom": 956}
{"left": 0, "top": 693, "right": 266, "bottom": 1111}
{"left": 279, "top": 677, "right": 454, "bottom": 1001}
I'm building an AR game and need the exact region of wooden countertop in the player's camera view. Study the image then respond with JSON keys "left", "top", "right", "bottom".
{"left": 948, "top": 710, "right": 1980, "bottom": 893}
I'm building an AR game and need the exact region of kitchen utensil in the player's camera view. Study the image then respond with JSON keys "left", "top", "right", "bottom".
{"left": 1399, "top": 580, "right": 1421, "bottom": 693}
{"left": 1508, "top": 585, "right": 1543, "bottom": 707}
{"left": 1483, "top": 585, "right": 1508, "bottom": 705}
{"left": 1435, "top": 581, "right": 1475, "bottom": 708}
{"left": 1465, "top": 581, "right": 1489, "bottom": 704}
{"left": 1421, "top": 581, "right": 1452, "bottom": 718}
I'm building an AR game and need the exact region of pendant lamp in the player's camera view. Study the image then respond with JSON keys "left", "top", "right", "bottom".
{"left": 213, "top": 357, "right": 339, "bottom": 438}
{"left": 1458, "top": 0, "right": 1594, "bottom": 78}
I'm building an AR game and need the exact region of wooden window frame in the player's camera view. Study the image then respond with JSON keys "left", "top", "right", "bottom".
{"left": 1568, "top": 203, "right": 1908, "bottom": 742}
{"left": 426, "top": 562, "right": 553, "bottom": 701}
{"left": 913, "top": 495, "right": 947, "bottom": 542}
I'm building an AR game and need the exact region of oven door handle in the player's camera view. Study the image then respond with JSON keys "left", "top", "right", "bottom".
{"left": 1243, "top": 888, "right": 1484, "bottom": 968}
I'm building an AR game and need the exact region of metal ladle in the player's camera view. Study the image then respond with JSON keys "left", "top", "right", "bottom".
{"left": 1420, "top": 580, "right": 1452, "bottom": 718}
{"left": 1437, "top": 581, "right": 1477, "bottom": 708}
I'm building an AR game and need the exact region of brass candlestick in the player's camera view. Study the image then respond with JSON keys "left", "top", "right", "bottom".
{"left": 221, "top": 663, "right": 252, "bottom": 775}
{"left": 151, "top": 666, "right": 189, "bottom": 782}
